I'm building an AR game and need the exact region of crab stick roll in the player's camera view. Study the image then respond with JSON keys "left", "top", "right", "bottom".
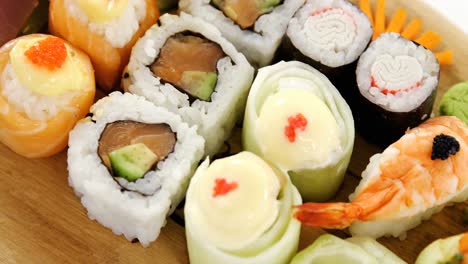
{"left": 0, "top": 34, "right": 95, "bottom": 158}
{"left": 49, "top": 0, "right": 159, "bottom": 91}
{"left": 185, "top": 152, "right": 302, "bottom": 264}
{"left": 291, "top": 235, "right": 406, "bottom": 264}
{"left": 179, "top": 0, "right": 304, "bottom": 67}
{"left": 416, "top": 233, "right": 468, "bottom": 264}
{"left": 281, "top": 0, "right": 372, "bottom": 97}
{"left": 355, "top": 33, "right": 440, "bottom": 146}
{"left": 123, "top": 13, "right": 254, "bottom": 157}
{"left": 243, "top": 61, "right": 354, "bottom": 202}
{"left": 68, "top": 92, "right": 204, "bottom": 246}
{"left": 295, "top": 116, "right": 468, "bottom": 239}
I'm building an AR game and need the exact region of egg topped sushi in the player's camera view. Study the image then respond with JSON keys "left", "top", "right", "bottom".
{"left": 0, "top": 34, "right": 95, "bottom": 158}
{"left": 49, "top": 0, "right": 159, "bottom": 91}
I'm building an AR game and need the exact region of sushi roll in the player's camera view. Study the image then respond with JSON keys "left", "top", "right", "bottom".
{"left": 123, "top": 13, "right": 254, "bottom": 157}
{"left": 416, "top": 232, "right": 468, "bottom": 264}
{"left": 281, "top": 0, "right": 373, "bottom": 97}
{"left": 243, "top": 61, "right": 354, "bottom": 201}
{"left": 67, "top": 92, "right": 205, "bottom": 246}
{"left": 0, "top": 34, "right": 95, "bottom": 158}
{"left": 291, "top": 235, "right": 406, "bottom": 264}
{"left": 184, "top": 151, "right": 302, "bottom": 264}
{"left": 295, "top": 116, "right": 468, "bottom": 239}
{"left": 49, "top": 0, "right": 159, "bottom": 91}
{"left": 355, "top": 33, "right": 440, "bottom": 146}
{"left": 179, "top": 0, "right": 304, "bottom": 67}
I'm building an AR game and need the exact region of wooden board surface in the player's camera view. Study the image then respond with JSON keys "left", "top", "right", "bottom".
{"left": 0, "top": 0, "right": 467, "bottom": 263}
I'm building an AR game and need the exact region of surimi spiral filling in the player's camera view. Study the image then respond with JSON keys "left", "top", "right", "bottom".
{"left": 64, "top": 0, "right": 146, "bottom": 47}
{"left": 287, "top": 0, "right": 372, "bottom": 67}
{"left": 357, "top": 33, "right": 440, "bottom": 112}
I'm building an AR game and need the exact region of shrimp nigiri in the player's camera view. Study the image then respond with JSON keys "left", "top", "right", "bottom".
{"left": 295, "top": 116, "right": 468, "bottom": 239}
{"left": 0, "top": 34, "right": 95, "bottom": 158}
{"left": 49, "top": 0, "right": 159, "bottom": 91}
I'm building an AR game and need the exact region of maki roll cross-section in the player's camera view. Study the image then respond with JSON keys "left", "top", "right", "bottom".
{"left": 123, "top": 13, "right": 254, "bottom": 157}
{"left": 68, "top": 92, "right": 205, "bottom": 246}
{"left": 180, "top": 0, "right": 304, "bottom": 66}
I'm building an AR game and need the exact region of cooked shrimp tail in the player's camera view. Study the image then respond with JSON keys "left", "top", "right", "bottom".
{"left": 294, "top": 203, "right": 361, "bottom": 229}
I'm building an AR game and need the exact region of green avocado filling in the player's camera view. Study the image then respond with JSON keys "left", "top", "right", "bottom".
{"left": 180, "top": 71, "right": 218, "bottom": 102}
{"left": 109, "top": 143, "right": 159, "bottom": 182}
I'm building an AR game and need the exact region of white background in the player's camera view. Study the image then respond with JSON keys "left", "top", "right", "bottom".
{"left": 424, "top": 0, "right": 468, "bottom": 33}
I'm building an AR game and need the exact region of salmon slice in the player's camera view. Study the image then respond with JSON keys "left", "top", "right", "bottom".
{"left": 49, "top": 0, "right": 159, "bottom": 91}
{"left": 151, "top": 33, "right": 225, "bottom": 101}
{"left": 212, "top": 0, "right": 282, "bottom": 29}
{"left": 0, "top": 34, "right": 95, "bottom": 158}
{"left": 98, "top": 121, "right": 176, "bottom": 170}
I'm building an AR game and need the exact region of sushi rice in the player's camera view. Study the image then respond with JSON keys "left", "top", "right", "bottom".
{"left": 68, "top": 92, "right": 205, "bottom": 246}
{"left": 63, "top": 0, "right": 146, "bottom": 47}
{"left": 125, "top": 13, "right": 254, "bottom": 157}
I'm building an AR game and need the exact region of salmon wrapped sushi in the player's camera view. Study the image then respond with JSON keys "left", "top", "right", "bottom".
{"left": 67, "top": 92, "right": 205, "bottom": 246}
{"left": 355, "top": 33, "right": 440, "bottom": 146}
{"left": 280, "top": 0, "right": 373, "bottom": 99}
{"left": 243, "top": 61, "right": 355, "bottom": 201}
{"left": 179, "top": 0, "right": 304, "bottom": 67}
{"left": 185, "top": 152, "right": 302, "bottom": 264}
{"left": 123, "top": 13, "right": 254, "bottom": 157}
{"left": 49, "top": 0, "right": 159, "bottom": 91}
{"left": 295, "top": 116, "right": 468, "bottom": 239}
{"left": 0, "top": 34, "right": 95, "bottom": 158}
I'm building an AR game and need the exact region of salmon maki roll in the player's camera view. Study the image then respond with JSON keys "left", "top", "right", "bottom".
{"left": 295, "top": 116, "right": 468, "bottom": 239}
{"left": 0, "top": 34, "right": 95, "bottom": 158}
{"left": 123, "top": 13, "right": 254, "bottom": 157}
{"left": 49, "top": 0, "right": 159, "bottom": 91}
{"left": 68, "top": 92, "right": 205, "bottom": 246}
{"left": 180, "top": 0, "right": 304, "bottom": 66}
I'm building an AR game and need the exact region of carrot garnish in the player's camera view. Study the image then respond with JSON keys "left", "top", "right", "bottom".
{"left": 24, "top": 37, "right": 67, "bottom": 71}
{"left": 386, "top": 8, "right": 407, "bottom": 33}
{"left": 401, "top": 18, "right": 422, "bottom": 40}
{"left": 359, "top": 0, "right": 374, "bottom": 27}
{"left": 416, "top": 31, "right": 441, "bottom": 50}
{"left": 435, "top": 50, "right": 454, "bottom": 65}
{"left": 372, "top": 0, "right": 386, "bottom": 40}
{"left": 459, "top": 233, "right": 468, "bottom": 253}
{"left": 213, "top": 178, "right": 238, "bottom": 198}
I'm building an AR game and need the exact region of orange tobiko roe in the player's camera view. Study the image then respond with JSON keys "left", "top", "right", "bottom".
{"left": 24, "top": 36, "right": 67, "bottom": 71}
{"left": 212, "top": 178, "right": 238, "bottom": 198}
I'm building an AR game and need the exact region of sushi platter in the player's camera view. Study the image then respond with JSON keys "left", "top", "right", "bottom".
{"left": 0, "top": 0, "right": 467, "bottom": 263}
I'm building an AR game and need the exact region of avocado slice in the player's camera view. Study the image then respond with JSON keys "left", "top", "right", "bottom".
{"left": 257, "top": 0, "right": 281, "bottom": 14}
{"left": 109, "top": 143, "right": 158, "bottom": 182}
{"left": 180, "top": 71, "right": 217, "bottom": 101}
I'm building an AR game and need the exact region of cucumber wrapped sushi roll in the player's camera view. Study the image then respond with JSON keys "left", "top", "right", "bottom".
{"left": 68, "top": 92, "right": 204, "bottom": 246}
{"left": 243, "top": 61, "right": 354, "bottom": 201}
{"left": 179, "top": 0, "right": 304, "bottom": 67}
{"left": 49, "top": 0, "right": 159, "bottom": 91}
{"left": 355, "top": 33, "right": 440, "bottom": 146}
{"left": 123, "top": 13, "right": 254, "bottom": 157}
{"left": 185, "top": 152, "right": 302, "bottom": 264}
{"left": 291, "top": 235, "right": 406, "bottom": 264}
{"left": 281, "top": 0, "right": 372, "bottom": 98}
{"left": 416, "top": 233, "right": 468, "bottom": 264}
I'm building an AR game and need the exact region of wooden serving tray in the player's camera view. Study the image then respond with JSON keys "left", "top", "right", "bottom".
{"left": 0, "top": 0, "right": 466, "bottom": 263}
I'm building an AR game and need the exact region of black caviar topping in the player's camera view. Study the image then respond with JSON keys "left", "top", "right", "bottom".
{"left": 431, "top": 134, "right": 460, "bottom": 160}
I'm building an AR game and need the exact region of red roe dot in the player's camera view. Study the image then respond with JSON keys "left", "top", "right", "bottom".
{"left": 213, "top": 178, "right": 238, "bottom": 198}
{"left": 284, "top": 113, "right": 308, "bottom": 143}
{"left": 24, "top": 37, "right": 67, "bottom": 71}
{"left": 371, "top": 76, "right": 421, "bottom": 95}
